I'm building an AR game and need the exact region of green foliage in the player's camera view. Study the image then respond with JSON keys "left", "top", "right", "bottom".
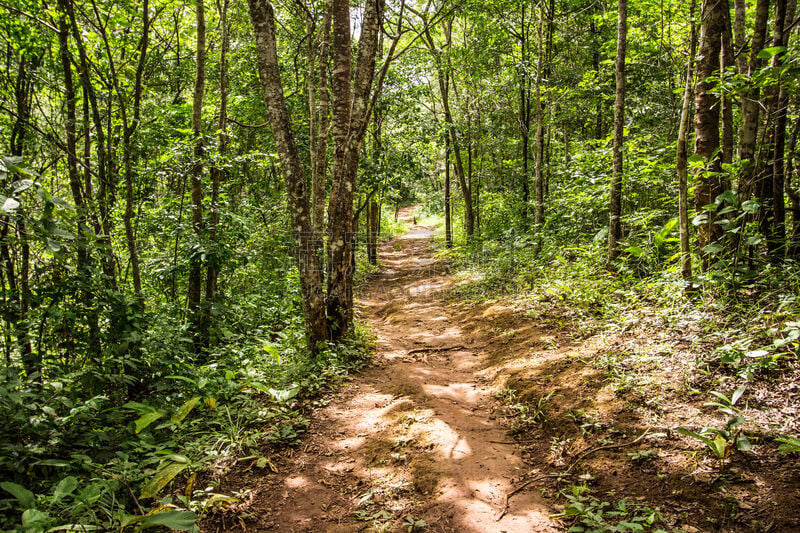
{"left": 775, "top": 436, "right": 800, "bottom": 454}
{"left": 497, "top": 388, "right": 554, "bottom": 435}
{"left": 551, "top": 485, "right": 665, "bottom": 532}
{"left": 677, "top": 387, "right": 752, "bottom": 467}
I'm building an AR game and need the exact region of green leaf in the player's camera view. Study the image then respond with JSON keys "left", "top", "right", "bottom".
{"left": 715, "top": 190, "right": 738, "bottom": 206}
{"left": 677, "top": 427, "right": 714, "bottom": 448}
{"left": 1, "top": 197, "right": 20, "bottom": 212}
{"left": 757, "top": 46, "right": 786, "bottom": 59}
{"left": 22, "top": 508, "right": 50, "bottom": 528}
{"left": 171, "top": 396, "right": 201, "bottom": 423}
{"left": 654, "top": 217, "right": 678, "bottom": 248}
{"left": 46, "top": 525, "right": 100, "bottom": 531}
{"left": 267, "top": 386, "right": 299, "bottom": 403}
{"left": 11, "top": 179, "right": 34, "bottom": 193}
{"left": 135, "top": 411, "right": 163, "bottom": 434}
{"left": 140, "top": 462, "right": 188, "bottom": 499}
{"left": 731, "top": 385, "right": 746, "bottom": 405}
{"left": 737, "top": 434, "right": 752, "bottom": 451}
{"left": 138, "top": 510, "right": 198, "bottom": 531}
{"left": 688, "top": 154, "right": 705, "bottom": 167}
{"left": 702, "top": 243, "right": 723, "bottom": 255}
{"left": 52, "top": 477, "right": 78, "bottom": 503}
{"left": 741, "top": 200, "right": 760, "bottom": 214}
{"left": 1, "top": 481, "right": 36, "bottom": 508}
{"left": 626, "top": 245, "right": 644, "bottom": 258}
{"left": 709, "top": 435, "right": 728, "bottom": 459}
{"left": 123, "top": 401, "right": 158, "bottom": 414}
{"left": 776, "top": 436, "right": 800, "bottom": 453}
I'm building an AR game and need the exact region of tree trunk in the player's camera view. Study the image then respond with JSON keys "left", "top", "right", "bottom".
{"left": 607, "top": 0, "right": 627, "bottom": 262}
{"left": 247, "top": 0, "right": 327, "bottom": 349}
{"left": 119, "top": 0, "right": 150, "bottom": 307}
{"left": 444, "top": 134, "right": 453, "bottom": 248}
{"left": 65, "top": 0, "right": 117, "bottom": 286}
{"left": 693, "top": 0, "right": 729, "bottom": 263}
{"left": 57, "top": 0, "right": 101, "bottom": 362}
{"left": 327, "top": 0, "right": 384, "bottom": 340}
{"left": 207, "top": 0, "right": 229, "bottom": 305}
{"left": 720, "top": 6, "right": 734, "bottom": 165}
{"left": 310, "top": 3, "right": 332, "bottom": 235}
{"left": 187, "top": 0, "right": 206, "bottom": 350}
{"left": 739, "top": 0, "right": 770, "bottom": 196}
{"left": 786, "top": 115, "right": 800, "bottom": 256}
{"left": 424, "top": 19, "right": 474, "bottom": 239}
{"left": 518, "top": 2, "right": 531, "bottom": 223}
{"left": 533, "top": 3, "right": 545, "bottom": 227}
{"left": 733, "top": 0, "right": 747, "bottom": 76}
{"left": 763, "top": 0, "right": 793, "bottom": 260}
{"left": 677, "top": 0, "right": 698, "bottom": 280}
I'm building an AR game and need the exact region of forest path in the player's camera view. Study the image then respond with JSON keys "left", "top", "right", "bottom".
{"left": 218, "top": 207, "right": 556, "bottom": 532}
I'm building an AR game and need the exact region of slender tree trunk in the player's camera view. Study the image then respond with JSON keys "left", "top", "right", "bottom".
{"left": 248, "top": 0, "right": 327, "bottom": 348}
{"left": 607, "top": 0, "right": 627, "bottom": 262}
{"left": 310, "top": 3, "right": 331, "bottom": 235}
{"left": 8, "top": 51, "right": 36, "bottom": 371}
{"left": 786, "top": 114, "right": 800, "bottom": 256}
{"left": 327, "top": 0, "right": 384, "bottom": 339}
{"left": 519, "top": 3, "right": 531, "bottom": 223}
{"left": 762, "top": 0, "right": 794, "bottom": 260}
{"left": 720, "top": 6, "right": 734, "bottom": 165}
{"left": 207, "top": 0, "right": 229, "bottom": 305}
{"left": 739, "top": 0, "right": 770, "bottom": 196}
{"left": 444, "top": 134, "right": 453, "bottom": 248}
{"left": 694, "top": 0, "right": 730, "bottom": 264}
{"left": 424, "top": 19, "right": 474, "bottom": 239}
{"left": 733, "top": 0, "right": 747, "bottom": 76}
{"left": 533, "top": 2, "right": 545, "bottom": 227}
{"left": 119, "top": 0, "right": 150, "bottom": 307}
{"left": 677, "top": 0, "right": 698, "bottom": 280}
{"left": 187, "top": 0, "right": 206, "bottom": 350}
{"left": 65, "top": 0, "right": 116, "bottom": 286}
{"left": 57, "top": 0, "right": 101, "bottom": 362}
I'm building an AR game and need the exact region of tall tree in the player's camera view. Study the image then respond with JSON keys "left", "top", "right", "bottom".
{"left": 423, "top": 15, "right": 475, "bottom": 239}
{"left": 676, "top": 0, "right": 698, "bottom": 280}
{"left": 693, "top": 0, "right": 730, "bottom": 263}
{"left": 206, "top": 0, "right": 230, "bottom": 305}
{"left": 187, "top": 0, "right": 206, "bottom": 348}
{"left": 247, "top": 0, "right": 328, "bottom": 348}
{"left": 607, "top": 0, "right": 627, "bottom": 262}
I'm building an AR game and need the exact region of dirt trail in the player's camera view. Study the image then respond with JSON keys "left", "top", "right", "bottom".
{"left": 220, "top": 207, "right": 556, "bottom": 532}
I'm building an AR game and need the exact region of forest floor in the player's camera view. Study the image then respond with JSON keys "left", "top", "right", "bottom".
{"left": 204, "top": 207, "right": 800, "bottom": 532}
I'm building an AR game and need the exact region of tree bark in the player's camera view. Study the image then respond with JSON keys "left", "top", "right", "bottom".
{"left": 739, "top": 0, "right": 770, "bottom": 196}
{"left": 607, "top": 0, "right": 627, "bottom": 262}
{"left": 677, "top": 0, "right": 698, "bottom": 280}
{"left": 693, "top": 0, "right": 729, "bottom": 263}
{"left": 720, "top": 5, "right": 734, "bottom": 165}
{"left": 65, "top": 0, "right": 117, "bottom": 286}
{"left": 445, "top": 133, "right": 453, "bottom": 248}
{"left": 57, "top": 0, "right": 101, "bottom": 362}
{"left": 327, "top": 0, "right": 385, "bottom": 340}
{"left": 207, "top": 0, "right": 229, "bottom": 305}
{"left": 310, "top": 4, "right": 331, "bottom": 236}
{"left": 247, "top": 0, "right": 327, "bottom": 348}
{"left": 424, "top": 18, "right": 474, "bottom": 239}
{"left": 763, "top": 0, "right": 794, "bottom": 260}
{"left": 533, "top": 2, "right": 545, "bottom": 227}
{"left": 187, "top": 0, "right": 206, "bottom": 350}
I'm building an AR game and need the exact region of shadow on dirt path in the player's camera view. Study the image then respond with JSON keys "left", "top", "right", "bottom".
{"left": 209, "top": 207, "right": 557, "bottom": 532}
